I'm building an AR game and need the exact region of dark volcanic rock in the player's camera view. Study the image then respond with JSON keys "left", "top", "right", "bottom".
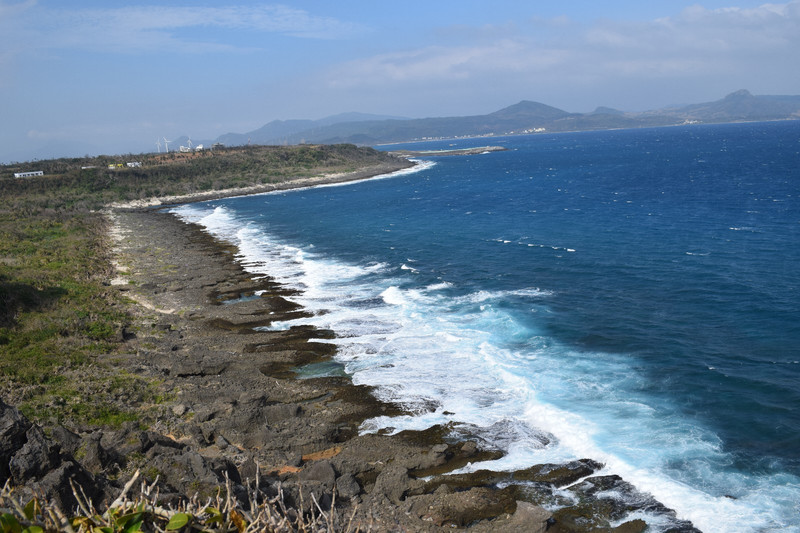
{"left": 143, "top": 444, "right": 238, "bottom": 498}
{"left": 9, "top": 426, "right": 61, "bottom": 481}
{"left": 30, "top": 460, "right": 100, "bottom": 513}
{"left": 547, "top": 475, "right": 701, "bottom": 533}
{"left": 299, "top": 459, "right": 337, "bottom": 490}
{"left": 49, "top": 425, "right": 82, "bottom": 456}
{"left": 77, "top": 432, "right": 109, "bottom": 475}
{"left": 0, "top": 399, "right": 32, "bottom": 482}
{"left": 1, "top": 403, "right": 109, "bottom": 511}
{"left": 514, "top": 458, "right": 604, "bottom": 486}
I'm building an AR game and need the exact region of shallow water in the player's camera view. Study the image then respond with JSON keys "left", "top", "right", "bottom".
{"left": 173, "top": 121, "right": 800, "bottom": 532}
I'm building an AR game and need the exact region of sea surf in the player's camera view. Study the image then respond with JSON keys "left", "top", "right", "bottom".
{"left": 173, "top": 121, "right": 800, "bottom": 532}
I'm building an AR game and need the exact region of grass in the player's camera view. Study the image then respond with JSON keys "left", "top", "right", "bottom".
{"left": 0, "top": 470, "right": 368, "bottom": 532}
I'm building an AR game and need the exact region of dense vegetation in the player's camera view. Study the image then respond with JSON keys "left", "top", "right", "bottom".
{"left": 0, "top": 144, "right": 401, "bottom": 429}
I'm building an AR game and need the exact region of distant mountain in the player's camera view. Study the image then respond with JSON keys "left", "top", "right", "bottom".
{"left": 212, "top": 90, "right": 800, "bottom": 148}
{"left": 4, "top": 91, "right": 798, "bottom": 164}
{"left": 487, "top": 100, "right": 572, "bottom": 121}
{"left": 645, "top": 89, "right": 800, "bottom": 122}
{"left": 216, "top": 112, "right": 408, "bottom": 146}
{"left": 590, "top": 106, "right": 624, "bottom": 115}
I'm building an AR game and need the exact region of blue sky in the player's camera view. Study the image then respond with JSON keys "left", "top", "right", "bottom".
{"left": 1, "top": 0, "right": 798, "bottom": 162}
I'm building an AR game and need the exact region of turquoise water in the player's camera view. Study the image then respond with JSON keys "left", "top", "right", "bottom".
{"left": 174, "top": 121, "right": 800, "bottom": 532}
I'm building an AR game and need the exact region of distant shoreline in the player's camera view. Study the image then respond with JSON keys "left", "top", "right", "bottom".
{"left": 388, "top": 145, "right": 508, "bottom": 157}
{"left": 373, "top": 117, "right": 800, "bottom": 149}
{"left": 109, "top": 159, "right": 416, "bottom": 209}
{"left": 109, "top": 144, "right": 516, "bottom": 210}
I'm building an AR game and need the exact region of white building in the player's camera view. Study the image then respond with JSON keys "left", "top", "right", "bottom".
{"left": 14, "top": 171, "right": 44, "bottom": 178}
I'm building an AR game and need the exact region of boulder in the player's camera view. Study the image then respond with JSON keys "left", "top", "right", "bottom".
{"left": 335, "top": 473, "right": 361, "bottom": 500}
{"left": 371, "top": 465, "right": 411, "bottom": 503}
{"left": 299, "top": 459, "right": 336, "bottom": 489}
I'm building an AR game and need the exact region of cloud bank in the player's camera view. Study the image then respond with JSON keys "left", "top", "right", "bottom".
{"left": 319, "top": 1, "right": 800, "bottom": 112}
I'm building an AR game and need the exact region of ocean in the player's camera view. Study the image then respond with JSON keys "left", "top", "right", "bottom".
{"left": 173, "top": 121, "right": 800, "bottom": 532}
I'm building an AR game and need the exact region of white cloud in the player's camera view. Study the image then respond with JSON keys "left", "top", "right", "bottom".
{"left": 79, "top": 5, "right": 366, "bottom": 40}
{"left": 322, "top": 1, "right": 800, "bottom": 109}
{"left": 2, "top": 4, "right": 367, "bottom": 58}
{"left": 327, "top": 40, "right": 569, "bottom": 87}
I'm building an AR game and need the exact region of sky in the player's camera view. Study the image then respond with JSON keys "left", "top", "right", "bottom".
{"left": 1, "top": 0, "right": 798, "bottom": 162}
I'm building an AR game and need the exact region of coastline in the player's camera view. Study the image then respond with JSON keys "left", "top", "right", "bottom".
{"left": 1, "top": 159, "right": 700, "bottom": 531}
{"left": 387, "top": 146, "right": 508, "bottom": 157}
{"left": 108, "top": 160, "right": 416, "bottom": 209}
{"left": 108, "top": 163, "right": 701, "bottom": 531}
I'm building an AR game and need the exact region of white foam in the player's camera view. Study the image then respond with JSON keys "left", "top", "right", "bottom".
{"left": 172, "top": 201, "right": 800, "bottom": 533}
{"left": 450, "top": 287, "right": 553, "bottom": 306}
{"left": 380, "top": 286, "right": 406, "bottom": 305}
{"left": 311, "top": 159, "right": 437, "bottom": 191}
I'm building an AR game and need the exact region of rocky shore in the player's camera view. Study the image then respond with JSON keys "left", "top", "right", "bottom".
{"left": 1, "top": 167, "right": 701, "bottom": 532}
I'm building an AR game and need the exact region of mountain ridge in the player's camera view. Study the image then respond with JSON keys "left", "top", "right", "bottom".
{"left": 216, "top": 112, "right": 409, "bottom": 147}
{"left": 215, "top": 90, "right": 800, "bottom": 148}
{"left": 5, "top": 91, "right": 799, "bottom": 163}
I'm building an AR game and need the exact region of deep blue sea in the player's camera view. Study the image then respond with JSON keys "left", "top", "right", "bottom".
{"left": 174, "top": 121, "right": 800, "bottom": 532}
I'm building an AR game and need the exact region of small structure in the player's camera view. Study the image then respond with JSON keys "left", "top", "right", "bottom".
{"left": 14, "top": 171, "right": 44, "bottom": 178}
{"left": 126, "top": 162, "right": 142, "bottom": 167}
{"left": 211, "top": 142, "right": 225, "bottom": 150}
